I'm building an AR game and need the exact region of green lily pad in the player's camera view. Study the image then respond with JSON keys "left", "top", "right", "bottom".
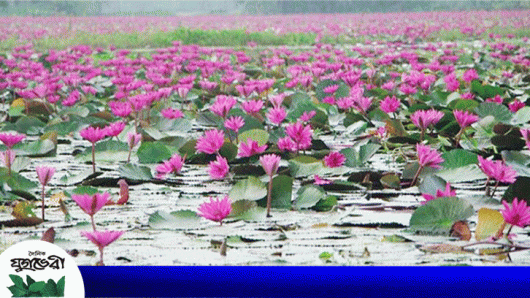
{"left": 228, "top": 176, "right": 267, "bottom": 202}
{"left": 0, "top": 168, "right": 38, "bottom": 191}
{"left": 441, "top": 149, "right": 478, "bottom": 169}
{"left": 435, "top": 164, "right": 487, "bottom": 183}
{"left": 137, "top": 142, "right": 172, "bottom": 164}
{"left": 288, "top": 155, "right": 323, "bottom": 178}
{"left": 409, "top": 196, "right": 474, "bottom": 235}
{"left": 228, "top": 199, "right": 267, "bottom": 221}
{"left": 238, "top": 129, "right": 269, "bottom": 147}
{"left": 14, "top": 139, "right": 56, "bottom": 157}
{"left": 295, "top": 185, "right": 326, "bottom": 210}
{"left": 502, "top": 176, "right": 530, "bottom": 205}
{"left": 475, "top": 102, "right": 512, "bottom": 124}
{"left": 257, "top": 175, "right": 293, "bottom": 210}
{"left": 118, "top": 163, "right": 154, "bottom": 181}
{"left": 312, "top": 195, "right": 337, "bottom": 212}
{"left": 148, "top": 210, "right": 201, "bottom": 230}
{"left": 341, "top": 143, "right": 381, "bottom": 167}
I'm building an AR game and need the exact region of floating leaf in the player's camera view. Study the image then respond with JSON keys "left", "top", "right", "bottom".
{"left": 491, "top": 135, "right": 525, "bottom": 151}
{"left": 295, "top": 185, "right": 326, "bottom": 210}
{"left": 118, "top": 163, "right": 153, "bottom": 181}
{"left": 381, "top": 235, "right": 413, "bottom": 243}
{"left": 418, "top": 175, "right": 448, "bottom": 196}
{"left": 409, "top": 197, "right": 474, "bottom": 235}
{"left": 0, "top": 168, "right": 38, "bottom": 191}
{"left": 155, "top": 118, "right": 192, "bottom": 133}
{"left": 148, "top": 210, "right": 201, "bottom": 230}
{"left": 475, "top": 102, "right": 512, "bottom": 123}
{"left": 238, "top": 129, "right": 269, "bottom": 147}
{"left": 257, "top": 175, "right": 292, "bottom": 210}
{"left": 59, "top": 169, "right": 101, "bottom": 186}
{"left": 288, "top": 155, "right": 323, "bottom": 178}
{"left": 511, "top": 106, "right": 530, "bottom": 125}
{"left": 380, "top": 174, "right": 401, "bottom": 190}
{"left": 15, "top": 139, "right": 56, "bottom": 157}
{"left": 137, "top": 142, "right": 172, "bottom": 163}
{"left": 502, "top": 176, "right": 530, "bottom": 204}
{"left": 312, "top": 195, "right": 337, "bottom": 212}
{"left": 341, "top": 143, "right": 381, "bottom": 167}
{"left": 450, "top": 221, "right": 471, "bottom": 241}
{"left": 475, "top": 208, "right": 505, "bottom": 241}
{"left": 502, "top": 150, "right": 530, "bottom": 177}
{"left": 70, "top": 186, "right": 99, "bottom": 196}
{"left": 41, "top": 227, "right": 56, "bottom": 243}
{"left": 218, "top": 142, "right": 238, "bottom": 161}
{"left": 228, "top": 200, "right": 266, "bottom": 221}
{"left": 435, "top": 164, "right": 486, "bottom": 183}
{"left": 419, "top": 244, "right": 465, "bottom": 254}
{"left": 0, "top": 217, "right": 43, "bottom": 227}
{"left": 228, "top": 176, "right": 267, "bottom": 202}
{"left": 12, "top": 201, "right": 37, "bottom": 219}
{"left": 441, "top": 149, "right": 478, "bottom": 169}
{"left": 401, "top": 162, "right": 439, "bottom": 180}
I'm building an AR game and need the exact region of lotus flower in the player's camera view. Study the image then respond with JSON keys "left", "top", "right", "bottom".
{"left": 501, "top": 198, "right": 530, "bottom": 228}
{"left": 81, "top": 230, "right": 125, "bottom": 266}
{"left": 197, "top": 196, "right": 232, "bottom": 225}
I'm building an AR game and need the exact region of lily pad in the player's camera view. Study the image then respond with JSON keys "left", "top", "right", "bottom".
{"left": 341, "top": 143, "right": 381, "bottom": 167}
{"left": 441, "top": 149, "right": 478, "bottom": 169}
{"left": 118, "top": 163, "right": 154, "bottom": 181}
{"left": 409, "top": 196, "right": 474, "bottom": 235}
{"left": 295, "top": 185, "right": 326, "bottom": 210}
{"left": 228, "top": 200, "right": 267, "bottom": 221}
{"left": 435, "top": 164, "right": 486, "bottom": 183}
{"left": 288, "top": 155, "right": 323, "bottom": 178}
{"left": 228, "top": 176, "right": 267, "bottom": 202}
{"left": 148, "top": 210, "right": 201, "bottom": 230}
{"left": 475, "top": 102, "right": 512, "bottom": 124}
{"left": 475, "top": 208, "right": 505, "bottom": 241}
{"left": 137, "top": 142, "right": 172, "bottom": 164}
{"left": 502, "top": 176, "right": 530, "bottom": 204}
{"left": 257, "top": 175, "right": 292, "bottom": 210}
{"left": 0, "top": 168, "right": 38, "bottom": 191}
{"left": 238, "top": 129, "right": 269, "bottom": 147}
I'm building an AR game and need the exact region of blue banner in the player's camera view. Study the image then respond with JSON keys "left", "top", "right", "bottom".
{"left": 80, "top": 266, "right": 530, "bottom": 297}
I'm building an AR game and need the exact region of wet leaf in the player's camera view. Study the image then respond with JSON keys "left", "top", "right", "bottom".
{"left": 409, "top": 197, "right": 474, "bottom": 235}
{"left": 502, "top": 176, "right": 530, "bottom": 205}
{"left": 156, "top": 118, "right": 192, "bottom": 133}
{"left": 380, "top": 174, "right": 401, "bottom": 190}
{"left": 70, "top": 186, "right": 99, "bottom": 196}
{"left": 418, "top": 175, "right": 447, "bottom": 196}
{"left": 12, "top": 201, "right": 37, "bottom": 219}
{"left": 148, "top": 210, "right": 201, "bottom": 230}
{"left": 15, "top": 139, "right": 56, "bottom": 157}
{"left": 435, "top": 164, "right": 486, "bottom": 183}
{"left": 475, "top": 208, "right": 506, "bottom": 241}
{"left": 228, "top": 176, "right": 267, "bottom": 202}
{"left": 229, "top": 200, "right": 266, "bottom": 221}
{"left": 257, "top": 175, "right": 292, "bottom": 210}
{"left": 41, "top": 227, "right": 55, "bottom": 243}
{"left": 491, "top": 135, "right": 525, "bottom": 151}
{"left": 59, "top": 169, "right": 102, "bottom": 185}
{"left": 288, "top": 155, "right": 323, "bottom": 178}
{"left": 502, "top": 150, "right": 530, "bottom": 177}
{"left": 512, "top": 106, "right": 530, "bottom": 125}
{"left": 381, "top": 235, "right": 413, "bottom": 243}
{"left": 450, "top": 221, "right": 471, "bottom": 241}
{"left": 341, "top": 143, "right": 381, "bottom": 167}
{"left": 238, "top": 129, "right": 269, "bottom": 147}
{"left": 219, "top": 142, "right": 238, "bottom": 162}
{"left": 319, "top": 251, "right": 333, "bottom": 262}
{"left": 118, "top": 163, "right": 154, "bottom": 181}
{"left": 419, "top": 244, "right": 465, "bottom": 254}
{"left": 441, "top": 149, "right": 478, "bottom": 169}
{"left": 385, "top": 119, "right": 408, "bottom": 137}
{"left": 137, "top": 142, "right": 172, "bottom": 163}
{"left": 312, "top": 195, "right": 337, "bottom": 212}
{"left": 295, "top": 185, "right": 326, "bottom": 210}
{"left": 401, "top": 162, "right": 439, "bottom": 180}
{"left": 0, "top": 168, "right": 38, "bottom": 191}
{"left": 475, "top": 102, "right": 512, "bottom": 123}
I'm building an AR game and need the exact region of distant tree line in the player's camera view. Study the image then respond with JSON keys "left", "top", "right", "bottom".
{"left": 0, "top": 0, "right": 528, "bottom": 16}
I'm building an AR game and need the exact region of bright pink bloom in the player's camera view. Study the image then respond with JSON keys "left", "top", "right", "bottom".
{"left": 238, "top": 139, "right": 267, "bottom": 158}
{"left": 80, "top": 126, "right": 107, "bottom": 144}
{"left": 71, "top": 192, "right": 111, "bottom": 216}
{"left": 81, "top": 230, "right": 125, "bottom": 250}
{"left": 109, "top": 101, "right": 132, "bottom": 118}
{"left": 501, "top": 198, "right": 530, "bottom": 228}
{"left": 521, "top": 128, "right": 530, "bottom": 150}
{"left": 161, "top": 108, "right": 184, "bottom": 119}
{"left": 322, "top": 96, "right": 335, "bottom": 105}
{"left": 197, "top": 196, "right": 232, "bottom": 224}
{"left": 285, "top": 122, "right": 312, "bottom": 150}
{"left": 399, "top": 84, "right": 417, "bottom": 95}
{"left": 422, "top": 183, "right": 456, "bottom": 204}
{"left": 336, "top": 97, "right": 354, "bottom": 110}
{"left": 0, "top": 132, "right": 25, "bottom": 149}
{"left": 195, "top": 129, "right": 225, "bottom": 154}
{"left": 461, "top": 92, "right": 475, "bottom": 100}
{"left": 299, "top": 111, "right": 316, "bottom": 123}
{"left": 224, "top": 116, "right": 245, "bottom": 132}
{"left": 323, "top": 152, "right": 346, "bottom": 168}
{"left": 462, "top": 69, "right": 478, "bottom": 83}
{"left": 478, "top": 156, "right": 517, "bottom": 184}
{"left": 380, "top": 96, "right": 400, "bottom": 114}
{"left": 314, "top": 175, "right": 332, "bottom": 185}
{"left": 453, "top": 110, "right": 479, "bottom": 128}
{"left": 209, "top": 155, "right": 229, "bottom": 180}
{"left": 210, "top": 95, "right": 237, "bottom": 118}
{"left": 509, "top": 100, "right": 525, "bottom": 113}
{"left": 266, "top": 107, "right": 287, "bottom": 125}
{"left": 62, "top": 89, "right": 80, "bottom": 106}
{"left": 105, "top": 122, "right": 125, "bottom": 138}
{"left": 416, "top": 144, "right": 444, "bottom": 169}
{"left": 156, "top": 153, "right": 185, "bottom": 179}
{"left": 352, "top": 96, "right": 372, "bottom": 114}
{"left": 36, "top": 166, "right": 55, "bottom": 186}
{"left": 127, "top": 132, "right": 141, "bottom": 149}
{"left": 444, "top": 73, "right": 460, "bottom": 92}
{"left": 486, "top": 95, "right": 503, "bottom": 104}
{"left": 260, "top": 154, "right": 281, "bottom": 177}
{"left": 323, "top": 84, "right": 339, "bottom": 94}
{"left": 410, "top": 109, "right": 444, "bottom": 130}
{"left": 277, "top": 137, "right": 296, "bottom": 152}
{"left": 242, "top": 100, "right": 264, "bottom": 115}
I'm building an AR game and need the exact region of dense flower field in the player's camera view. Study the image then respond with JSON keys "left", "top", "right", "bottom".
{"left": 1, "top": 11, "right": 530, "bottom": 265}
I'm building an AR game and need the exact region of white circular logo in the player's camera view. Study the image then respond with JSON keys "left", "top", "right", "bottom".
{"left": 0, "top": 240, "right": 84, "bottom": 298}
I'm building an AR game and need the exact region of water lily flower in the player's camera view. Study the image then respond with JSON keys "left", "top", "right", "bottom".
{"left": 161, "top": 107, "right": 184, "bottom": 119}
{"left": 224, "top": 116, "right": 245, "bottom": 133}
{"left": 501, "top": 198, "right": 530, "bottom": 228}
{"left": 108, "top": 101, "right": 132, "bottom": 118}
{"left": 520, "top": 128, "right": 530, "bottom": 150}
{"left": 299, "top": 110, "right": 316, "bottom": 123}
{"left": 81, "top": 230, "right": 125, "bottom": 266}
{"left": 195, "top": 129, "right": 225, "bottom": 155}
{"left": 478, "top": 156, "right": 517, "bottom": 196}
{"left": 210, "top": 95, "right": 236, "bottom": 118}
{"left": 238, "top": 139, "right": 267, "bottom": 158}
{"left": 156, "top": 153, "right": 185, "bottom": 179}
{"left": 323, "top": 84, "right": 339, "bottom": 94}
{"left": 36, "top": 166, "right": 55, "bottom": 221}
{"left": 323, "top": 152, "right": 346, "bottom": 168}
{"left": 105, "top": 122, "right": 125, "bottom": 138}
{"left": 380, "top": 96, "right": 400, "bottom": 115}
{"left": 509, "top": 100, "right": 525, "bottom": 113}
{"left": 462, "top": 68, "right": 478, "bottom": 83}
{"left": 72, "top": 192, "right": 111, "bottom": 231}
{"left": 411, "top": 144, "right": 444, "bottom": 186}
{"left": 241, "top": 99, "right": 264, "bottom": 115}
{"left": 421, "top": 183, "right": 456, "bottom": 204}
{"left": 410, "top": 109, "right": 444, "bottom": 140}
{"left": 453, "top": 110, "right": 479, "bottom": 128}
{"left": 266, "top": 106, "right": 287, "bottom": 125}
{"left": 80, "top": 126, "right": 108, "bottom": 173}
{"left": 285, "top": 122, "right": 312, "bottom": 151}
{"left": 197, "top": 196, "right": 232, "bottom": 225}
{"left": 260, "top": 154, "right": 281, "bottom": 217}
{"left": 314, "top": 175, "right": 333, "bottom": 185}
{"left": 209, "top": 155, "right": 229, "bottom": 180}
{"left": 0, "top": 132, "right": 25, "bottom": 149}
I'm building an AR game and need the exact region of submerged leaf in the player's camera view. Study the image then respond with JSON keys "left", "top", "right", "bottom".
{"left": 148, "top": 210, "right": 201, "bottom": 230}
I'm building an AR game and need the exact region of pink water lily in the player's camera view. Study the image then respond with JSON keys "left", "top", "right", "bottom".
{"left": 421, "top": 183, "right": 456, "bottom": 204}
{"left": 260, "top": 154, "right": 281, "bottom": 217}
{"left": 323, "top": 151, "right": 346, "bottom": 168}
{"left": 195, "top": 129, "right": 224, "bottom": 155}
{"left": 209, "top": 155, "right": 229, "bottom": 180}
{"left": 36, "top": 166, "right": 55, "bottom": 221}
{"left": 81, "top": 230, "right": 125, "bottom": 266}
{"left": 501, "top": 198, "right": 530, "bottom": 228}
{"left": 411, "top": 144, "right": 444, "bottom": 186}
{"left": 156, "top": 153, "right": 185, "bottom": 179}
{"left": 238, "top": 139, "right": 267, "bottom": 158}
{"left": 478, "top": 156, "right": 517, "bottom": 196}
{"left": 0, "top": 132, "right": 25, "bottom": 149}
{"left": 197, "top": 196, "right": 232, "bottom": 225}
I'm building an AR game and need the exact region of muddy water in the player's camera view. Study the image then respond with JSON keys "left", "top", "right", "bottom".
{"left": 1, "top": 127, "right": 529, "bottom": 266}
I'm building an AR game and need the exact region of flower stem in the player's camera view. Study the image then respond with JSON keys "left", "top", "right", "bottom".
{"left": 127, "top": 148, "right": 132, "bottom": 163}
{"left": 99, "top": 247, "right": 105, "bottom": 266}
{"left": 491, "top": 180, "right": 500, "bottom": 197}
{"left": 454, "top": 128, "right": 464, "bottom": 147}
{"left": 266, "top": 175, "right": 273, "bottom": 218}
{"left": 6, "top": 148, "right": 11, "bottom": 176}
{"left": 90, "top": 215, "right": 97, "bottom": 231}
{"left": 91, "top": 143, "right": 96, "bottom": 173}
{"left": 411, "top": 165, "right": 424, "bottom": 186}
{"left": 41, "top": 184, "right": 46, "bottom": 221}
